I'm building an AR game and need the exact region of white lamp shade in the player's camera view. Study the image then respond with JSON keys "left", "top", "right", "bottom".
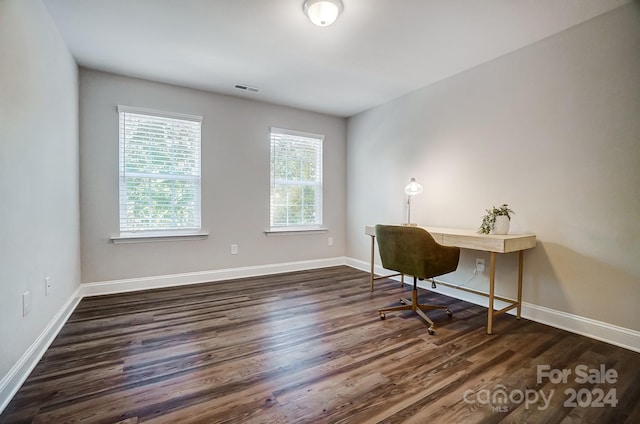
{"left": 404, "top": 178, "right": 423, "bottom": 196}
{"left": 304, "top": 0, "right": 343, "bottom": 27}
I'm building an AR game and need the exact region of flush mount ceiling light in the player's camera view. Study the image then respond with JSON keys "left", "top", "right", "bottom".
{"left": 303, "top": 0, "right": 343, "bottom": 27}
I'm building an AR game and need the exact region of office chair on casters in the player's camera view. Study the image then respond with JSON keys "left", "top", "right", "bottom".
{"left": 375, "top": 224, "right": 460, "bottom": 335}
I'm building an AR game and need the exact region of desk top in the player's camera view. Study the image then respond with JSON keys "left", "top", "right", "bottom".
{"left": 365, "top": 225, "right": 536, "bottom": 253}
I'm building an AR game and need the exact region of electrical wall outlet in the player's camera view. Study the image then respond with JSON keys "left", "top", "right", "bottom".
{"left": 23, "top": 291, "right": 31, "bottom": 317}
{"left": 328, "top": 237, "right": 334, "bottom": 246}
{"left": 475, "top": 258, "right": 485, "bottom": 272}
{"left": 231, "top": 244, "right": 238, "bottom": 255}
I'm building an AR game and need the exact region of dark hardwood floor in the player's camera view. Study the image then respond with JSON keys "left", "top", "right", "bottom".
{"left": 2, "top": 266, "right": 639, "bottom": 423}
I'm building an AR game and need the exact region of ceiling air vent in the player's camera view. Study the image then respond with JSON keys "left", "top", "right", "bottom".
{"left": 234, "top": 84, "right": 260, "bottom": 93}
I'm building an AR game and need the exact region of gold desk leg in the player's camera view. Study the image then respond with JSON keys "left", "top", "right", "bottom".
{"left": 370, "top": 235, "right": 375, "bottom": 292}
{"left": 517, "top": 250, "right": 524, "bottom": 319}
{"left": 487, "top": 252, "right": 496, "bottom": 335}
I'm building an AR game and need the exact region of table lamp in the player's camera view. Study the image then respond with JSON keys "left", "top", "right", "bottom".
{"left": 403, "top": 177, "right": 423, "bottom": 226}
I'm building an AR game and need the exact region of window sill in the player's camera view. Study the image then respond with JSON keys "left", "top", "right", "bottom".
{"left": 264, "top": 227, "right": 328, "bottom": 236}
{"left": 111, "top": 232, "right": 209, "bottom": 244}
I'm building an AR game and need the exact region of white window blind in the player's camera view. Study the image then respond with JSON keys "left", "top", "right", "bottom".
{"left": 118, "top": 106, "right": 202, "bottom": 234}
{"left": 270, "top": 127, "right": 323, "bottom": 229}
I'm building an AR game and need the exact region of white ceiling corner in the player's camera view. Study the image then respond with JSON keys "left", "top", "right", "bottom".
{"left": 42, "top": 0, "right": 631, "bottom": 117}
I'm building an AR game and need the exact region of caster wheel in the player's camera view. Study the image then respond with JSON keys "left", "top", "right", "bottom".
{"left": 446, "top": 309, "right": 453, "bottom": 318}
{"left": 427, "top": 327, "right": 435, "bottom": 335}
{"left": 380, "top": 313, "right": 386, "bottom": 320}
{"left": 399, "top": 299, "right": 406, "bottom": 305}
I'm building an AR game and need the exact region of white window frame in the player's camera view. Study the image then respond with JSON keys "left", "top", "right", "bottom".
{"left": 267, "top": 127, "right": 326, "bottom": 234}
{"left": 113, "top": 105, "right": 205, "bottom": 243}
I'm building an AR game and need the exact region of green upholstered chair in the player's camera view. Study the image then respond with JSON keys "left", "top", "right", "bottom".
{"left": 375, "top": 224, "right": 460, "bottom": 335}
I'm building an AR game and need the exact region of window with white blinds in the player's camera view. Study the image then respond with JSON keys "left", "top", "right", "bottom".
{"left": 270, "top": 127, "right": 323, "bottom": 229}
{"left": 118, "top": 106, "right": 202, "bottom": 234}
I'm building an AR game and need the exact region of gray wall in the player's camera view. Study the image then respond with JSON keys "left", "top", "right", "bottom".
{"left": 347, "top": 3, "right": 640, "bottom": 331}
{"left": 0, "top": 0, "right": 80, "bottom": 379}
{"left": 80, "top": 70, "right": 347, "bottom": 283}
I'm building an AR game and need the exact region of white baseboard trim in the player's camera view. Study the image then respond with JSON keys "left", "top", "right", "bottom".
{"left": 0, "top": 287, "right": 82, "bottom": 415}
{"left": 81, "top": 257, "right": 348, "bottom": 297}
{"left": 517, "top": 303, "right": 640, "bottom": 354}
{"left": 346, "top": 257, "right": 640, "bottom": 353}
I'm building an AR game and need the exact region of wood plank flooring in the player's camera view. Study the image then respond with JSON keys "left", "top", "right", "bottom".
{"left": 2, "top": 266, "right": 639, "bottom": 423}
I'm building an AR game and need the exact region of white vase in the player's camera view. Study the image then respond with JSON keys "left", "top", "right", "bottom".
{"left": 492, "top": 216, "right": 510, "bottom": 235}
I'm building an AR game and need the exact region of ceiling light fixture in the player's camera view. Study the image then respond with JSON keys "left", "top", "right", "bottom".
{"left": 303, "top": 0, "right": 343, "bottom": 27}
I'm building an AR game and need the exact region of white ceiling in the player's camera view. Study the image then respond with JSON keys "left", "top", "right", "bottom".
{"left": 43, "top": 0, "right": 629, "bottom": 117}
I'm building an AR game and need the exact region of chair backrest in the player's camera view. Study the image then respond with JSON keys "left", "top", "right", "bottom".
{"left": 375, "top": 225, "right": 460, "bottom": 279}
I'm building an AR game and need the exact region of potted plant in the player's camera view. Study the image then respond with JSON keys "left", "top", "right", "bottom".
{"left": 478, "top": 204, "right": 515, "bottom": 235}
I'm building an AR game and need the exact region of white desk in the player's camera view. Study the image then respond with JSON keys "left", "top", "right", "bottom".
{"left": 365, "top": 225, "right": 537, "bottom": 334}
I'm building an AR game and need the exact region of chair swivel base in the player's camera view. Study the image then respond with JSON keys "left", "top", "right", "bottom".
{"left": 378, "top": 288, "right": 452, "bottom": 335}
